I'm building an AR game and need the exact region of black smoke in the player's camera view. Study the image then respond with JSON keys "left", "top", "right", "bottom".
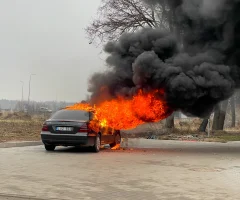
{"left": 88, "top": 0, "right": 240, "bottom": 118}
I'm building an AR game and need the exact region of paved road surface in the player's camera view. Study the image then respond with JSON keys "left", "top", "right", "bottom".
{"left": 0, "top": 139, "right": 240, "bottom": 200}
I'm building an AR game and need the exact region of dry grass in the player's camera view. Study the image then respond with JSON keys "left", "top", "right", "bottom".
{"left": 0, "top": 120, "right": 43, "bottom": 142}
{"left": 122, "top": 117, "right": 202, "bottom": 138}
{"left": 0, "top": 112, "right": 45, "bottom": 142}
{"left": 122, "top": 117, "right": 240, "bottom": 142}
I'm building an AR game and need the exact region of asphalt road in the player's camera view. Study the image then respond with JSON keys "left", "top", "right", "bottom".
{"left": 0, "top": 139, "right": 240, "bottom": 200}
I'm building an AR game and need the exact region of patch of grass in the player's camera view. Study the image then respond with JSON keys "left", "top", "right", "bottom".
{"left": 204, "top": 138, "right": 228, "bottom": 143}
{"left": 0, "top": 120, "right": 43, "bottom": 142}
{"left": 215, "top": 135, "right": 240, "bottom": 141}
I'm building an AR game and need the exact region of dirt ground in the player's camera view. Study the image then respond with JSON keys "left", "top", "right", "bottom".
{"left": 1, "top": 111, "right": 240, "bottom": 143}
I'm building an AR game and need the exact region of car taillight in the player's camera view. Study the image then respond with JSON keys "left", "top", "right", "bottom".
{"left": 42, "top": 125, "right": 49, "bottom": 131}
{"left": 78, "top": 123, "right": 89, "bottom": 133}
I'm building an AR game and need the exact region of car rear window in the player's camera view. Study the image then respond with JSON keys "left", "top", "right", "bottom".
{"left": 50, "top": 110, "right": 90, "bottom": 121}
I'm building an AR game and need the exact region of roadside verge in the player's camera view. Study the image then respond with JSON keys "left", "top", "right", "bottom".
{"left": 0, "top": 141, "right": 42, "bottom": 148}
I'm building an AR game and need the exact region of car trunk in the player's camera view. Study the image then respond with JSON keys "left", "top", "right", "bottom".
{"left": 45, "top": 120, "right": 87, "bottom": 134}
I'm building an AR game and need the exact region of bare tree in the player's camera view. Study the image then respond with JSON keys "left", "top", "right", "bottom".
{"left": 164, "top": 3, "right": 182, "bottom": 129}
{"left": 86, "top": 0, "right": 169, "bottom": 43}
{"left": 165, "top": 112, "right": 174, "bottom": 128}
{"left": 230, "top": 95, "right": 236, "bottom": 127}
{"left": 198, "top": 117, "right": 209, "bottom": 132}
{"left": 212, "top": 100, "right": 229, "bottom": 130}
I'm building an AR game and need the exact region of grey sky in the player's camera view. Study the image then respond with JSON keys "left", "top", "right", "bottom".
{"left": 0, "top": 0, "right": 105, "bottom": 102}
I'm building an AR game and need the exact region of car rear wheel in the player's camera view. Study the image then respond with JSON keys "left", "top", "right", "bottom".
{"left": 92, "top": 134, "right": 101, "bottom": 153}
{"left": 44, "top": 144, "right": 56, "bottom": 151}
{"left": 110, "top": 133, "right": 121, "bottom": 148}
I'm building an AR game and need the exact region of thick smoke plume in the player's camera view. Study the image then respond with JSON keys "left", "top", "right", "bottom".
{"left": 88, "top": 0, "right": 240, "bottom": 118}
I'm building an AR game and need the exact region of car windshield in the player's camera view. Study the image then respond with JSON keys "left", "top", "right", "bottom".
{"left": 50, "top": 110, "right": 90, "bottom": 121}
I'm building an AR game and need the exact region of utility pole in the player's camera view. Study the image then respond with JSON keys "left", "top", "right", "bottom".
{"left": 55, "top": 91, "right": 58, "bottom": 111}
{"left": 20, "top": 81, "right": 24, "bottom": 111}
{"left": 27, "top": 74, "right": 36, "bottom": 112}
{"left": 208, "top": 118, "right": 211, "bottom": 137}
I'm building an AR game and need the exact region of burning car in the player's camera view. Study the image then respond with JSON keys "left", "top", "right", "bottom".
{"left": 41, "top": 109, "right": 121, "bottom": 152}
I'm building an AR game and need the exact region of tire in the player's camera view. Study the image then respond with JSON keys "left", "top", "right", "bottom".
{"left": 92, "top": 134, "right": 101, "bottom": 153}
{"left": 44, "top": 144, "right": 56, "bottom": 151}
{"left": 110, "top": 133, "right": 121, "bottom": 148}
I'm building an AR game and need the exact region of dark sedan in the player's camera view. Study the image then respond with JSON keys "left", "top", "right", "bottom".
{"left": 41, "top": 109, "right": 121, "bottom": 152}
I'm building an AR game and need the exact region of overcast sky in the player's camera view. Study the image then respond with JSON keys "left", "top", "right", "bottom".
{"left": 0, "top": 0, "right": 106, "bottom": 102}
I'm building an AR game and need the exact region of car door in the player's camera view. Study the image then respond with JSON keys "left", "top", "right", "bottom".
{"left": 100, "top": 126, "right": 110, "bottom": 144}
{"left": 107, "top": 127, "right": 115, "bottom": 144}
{"left": 99, "top": 125, "right": 115, "bottom": 144}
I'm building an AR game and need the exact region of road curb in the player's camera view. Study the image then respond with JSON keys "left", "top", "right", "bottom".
{"left": 0, "top": 141, "right": 42, "bottom": 148}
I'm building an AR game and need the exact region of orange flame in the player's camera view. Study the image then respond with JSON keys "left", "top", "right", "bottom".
{"left": 111, "top": 144, "right": 121, "bottom": 150}
{"left": 65, "top": 90, "right": 173, "bottom": 130}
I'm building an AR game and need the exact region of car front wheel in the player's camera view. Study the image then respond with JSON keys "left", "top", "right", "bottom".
{"left": 44, "top": 144, "right": 56, "bottom": 151}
